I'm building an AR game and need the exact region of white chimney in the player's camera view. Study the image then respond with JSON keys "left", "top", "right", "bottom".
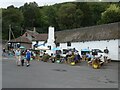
{"left": 47, "top": 26, "right": 56, "bottom": 48}
{"left": 33, "top": 27, "right": 36, "bottom": 32}
{"left": 47, "top": 26, "right": 55, "bottom": 43}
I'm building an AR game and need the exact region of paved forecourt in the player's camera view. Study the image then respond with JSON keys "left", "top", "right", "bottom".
{"left": 2, "top": 57, "right": 119, "bottom": 88}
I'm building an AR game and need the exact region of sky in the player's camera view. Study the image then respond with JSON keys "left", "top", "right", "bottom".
{"left": 0, "top": 0, "right": 119, "bottom": 8}
{"left": 0, "top": 0, "right": 75, "bottom": 8}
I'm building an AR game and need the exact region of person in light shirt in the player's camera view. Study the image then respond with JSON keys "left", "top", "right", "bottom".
{"left": 15, "top": 48, "right": 21, "bottom": 66}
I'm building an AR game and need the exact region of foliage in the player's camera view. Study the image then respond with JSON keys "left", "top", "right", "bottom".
{"left": 20, "top": 2, "right": 41, "bottom": 28}
{"left": 2, "top": 7, "right": 24, "bottom": 39}
{"left": 2, "top": 2, "right": 120, "bottom": 40}
{"left": 88, "top": 2, "right": 109, "bottom": 25}
{"left": 57, "top": 3, "right": 83, "bottom": 30}
{"left": 75, "top": 2, "right": 93, "bottom": 27}
{"left": 98, "top": 4, "right": 120, "bottom": 24}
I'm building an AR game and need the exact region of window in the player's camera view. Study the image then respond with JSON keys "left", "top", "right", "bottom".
{"left": 67, "top": 42, "right": 71, "bottom": 46}
{"left": 48, "top": 46, "right": 51, "bottom": 50}
{"left": 119, "top": 46, "right": 120, "bottom": 48}
{"left": 56, "top": 43, "right": 60, "bottom": 47}
{"left": 25, "top": 33, "right": 27, "bottom": 37}
{"left": 32, "top": 36, "right": 35, "bottom": 38}
{"left": 36, "top": 41, "right": 38, "bottom": 44}
{"left": 63, "top": 49, "right": 68, "bottom": 54}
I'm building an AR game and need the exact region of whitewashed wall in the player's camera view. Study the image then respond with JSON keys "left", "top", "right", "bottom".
{"left": 59, "top": 43, "right": 67, "bottom": 49}
{"left": 118, "top": 39, "right": 120, "bottom": 60}
{"left": 59, "top": 39, "right": 119, "bottom": 61}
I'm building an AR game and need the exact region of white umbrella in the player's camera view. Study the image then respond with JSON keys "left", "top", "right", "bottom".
{"left": 35, "top": 45, "right": 49, "bottom": 50}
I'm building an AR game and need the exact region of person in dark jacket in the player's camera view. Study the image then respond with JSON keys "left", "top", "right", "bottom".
{"left": 26, "top": 50, "right": 31, "bottom": 67}
{"left": 104, "top": 47, "right": 109, "bottom": 54}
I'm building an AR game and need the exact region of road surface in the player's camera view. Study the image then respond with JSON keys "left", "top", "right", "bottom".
{"left": 2, "top": 57, "right": 119, "bottom": 88}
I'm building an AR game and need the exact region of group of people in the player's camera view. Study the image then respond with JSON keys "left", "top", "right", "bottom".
{"left": 40, "top": 49, "right": 82, "bottom": 64}
{"left": 65, "top": 50, "right": 81, "bottom": 64}
{"left": 86, "top": 47, "right": 111, "bottom": 68}
{"left": 15, "top": 48, "right": 32, "bottom": 67}
{"left": 3, "top": 47, "right": 111, "bottom": 68}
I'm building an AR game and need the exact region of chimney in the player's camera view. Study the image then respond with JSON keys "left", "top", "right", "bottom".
{"left": 48, "top": 26, "right": 55, "bottom": 43}
{"left": 47, "top": 26, "right": 56, "bottom": 48}
{"left": 33, "top": 27, "right": 36, "bottom": 32}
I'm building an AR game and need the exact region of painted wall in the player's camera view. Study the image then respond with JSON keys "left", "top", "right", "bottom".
{"left": 58, "top": 39, "right": 119, "bottom": 61}
{"left": 118, "top": 39, "right": 120, "bottom": 60}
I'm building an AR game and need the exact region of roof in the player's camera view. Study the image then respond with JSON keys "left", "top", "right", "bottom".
{"left": 55, "top": 22, "right": 120, "bottom": 43}
{"left": 32, "top": 34, "right": 48, "bottom": 41}
{"left": 23, "top": 30, "right": 48, "bottom": 41}
{"left": 8, "top": 22, "right": 120, "bottom": 44}
{"left": 9, "top": 36, "right": 32, "bottom": 43}
{"left": 26, "top": 30, "right": 39, "bottom": 37}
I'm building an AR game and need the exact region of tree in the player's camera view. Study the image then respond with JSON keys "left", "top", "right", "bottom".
{"left": 98, "top": 4, "right": 120, "bottom": 24}
{"left": 2, "top": 6, "right": 24, "bottom": 40}
{"left": 57, "top": 3, "right": 83, "bottom": 30}
{"left": 88, "top": 2, "right": 109, "bottom": 25}
{"left": 75, "top": 2, "right": 93, "bottom": 27}
{"left": 40, "top": 5, "right": 60, "bottom": 32}
{"left": 20, "top": 2, "right": 41, "bottom": 28}
{"left": 7, "top": 5, "right": 15, "bottom": 9}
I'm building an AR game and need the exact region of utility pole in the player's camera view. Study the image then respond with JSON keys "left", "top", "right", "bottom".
{"left": 9, "top": 24, "right": 11, "bottom": 41}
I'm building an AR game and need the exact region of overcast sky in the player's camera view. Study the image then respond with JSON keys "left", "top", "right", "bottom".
{"left": 0, "top": 0, "right": 119, "bottom": 8}
{"left": 0, "top": 0, "right": 75, "bottom": 8}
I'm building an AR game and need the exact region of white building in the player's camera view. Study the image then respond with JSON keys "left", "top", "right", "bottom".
{"left": 29, "top": 22, "right": 120, "bottom": 61}
{"left": 55, "top": 22, "right": 120, "bottom": 61}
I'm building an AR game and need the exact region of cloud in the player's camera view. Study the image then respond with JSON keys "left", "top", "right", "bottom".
{"left": 0, "top": 0, "right": 75, "bottom": 8}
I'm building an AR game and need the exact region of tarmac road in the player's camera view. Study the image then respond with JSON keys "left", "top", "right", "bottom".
{"left": 2, "top": 57, "right": 119, "bottom": 88}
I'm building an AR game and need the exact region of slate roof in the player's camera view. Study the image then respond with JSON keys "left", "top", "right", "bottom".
{"left": 32, "top": 34, "right": 48, "bottom": 41}
{"left": 26, "top": 30, "right": 48, "bottom": 41}
{"left": 26, "top": 30, "right": 39, "bottom": 37}
{"left": 9, "top": 36, "right": 32, "bottom": 43}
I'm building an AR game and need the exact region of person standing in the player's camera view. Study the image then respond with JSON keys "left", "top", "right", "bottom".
{"left": 2, "top": 48, "right": 6, "bottom": 57}
{"left": 26, "top": 50, "right": 31, "bottom": 67}
{"left": 104, "top": 47, "right": 109, "bottom": 54}
{"left": 15, "top": 48, "right": 21, "bottom": 66}
{"left": 104, "top": 47, "right": 111, "bottom": 63}
{"left": 21, "top": 50, "right": 26, "bottom": 66}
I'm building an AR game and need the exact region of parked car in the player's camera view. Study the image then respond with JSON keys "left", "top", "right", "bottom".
{"left": 91, "top": 49, "right": 104, "bottom": 57}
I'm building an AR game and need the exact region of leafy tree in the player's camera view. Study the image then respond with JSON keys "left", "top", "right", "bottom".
{"left": 98, "top": 4, "right": 120, "bottom": 24}
{"left": 88, "top": 2, "right": 109, "bottom": 25}
{"left": 75, "top": 2, "right": 93, "bottom": 27}
{"left": 2, "top": 2, "right": 120, "bottom": 40}
{"left": 20, "top": 2, "right": 41, "bottom": 28}
{"left": 40, "top": 5, "right": 60, "bottom": 32}
{"left": 2, "top": 7, "right": 24, "bottom": 39}
{"left": 7, "top": 5, "right": 15, "bottom": 9}
{"left": 57, "top": 3, "right": 83, "bottom": 30}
